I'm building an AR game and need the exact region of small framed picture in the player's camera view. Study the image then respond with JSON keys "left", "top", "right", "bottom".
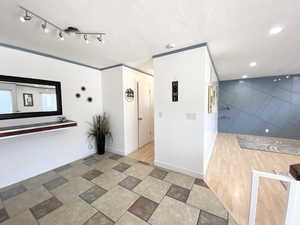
{"left": 23, "top": 93, "right": 34, "bottom": 107}
{"left": 208, "top": 85, "right": 217, "bottom": 113}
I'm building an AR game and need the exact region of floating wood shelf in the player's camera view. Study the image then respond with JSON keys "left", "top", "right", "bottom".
{"left": 0, "top": 120, "right": 77, "bottom": 139}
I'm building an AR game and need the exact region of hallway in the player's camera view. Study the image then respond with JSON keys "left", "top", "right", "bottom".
{"left": 128, "top": 142, "right": 154, "bottom": 165}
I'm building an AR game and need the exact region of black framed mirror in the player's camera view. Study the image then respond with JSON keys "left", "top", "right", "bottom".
{"left": 0, "top": 75, "right": 62, "bottom": 120}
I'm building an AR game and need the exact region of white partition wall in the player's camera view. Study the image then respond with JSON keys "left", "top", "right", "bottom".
{"left": 0, "top": 46, "right": 103, "bottom": 188}
{"left": 101, "top": 65, "right": 154, "bottom": 156}
{"left": 203, "top": 49, "right": 219, "bottom": 175}
{"left": 153, "top": 45, "right": 218, "bottom": 177}
{"left": 101, "top": 66, "right": 126, "bottom": 155}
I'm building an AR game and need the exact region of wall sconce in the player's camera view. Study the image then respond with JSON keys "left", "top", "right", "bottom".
{"left": 125, "top": 88, "right": 134, "bottom": 102}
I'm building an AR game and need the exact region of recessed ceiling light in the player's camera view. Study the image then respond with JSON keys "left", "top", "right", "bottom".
{"left": 265, "top": 129, "right": 270, "bottom": 133}
{"left": 249, "top": 62, "right": 257, "bottom": 67}
{"left": 242, "top": 75, "right": 248, "bottom": 79}
{"left": 269, "top": 25, "right": 284, "bottom": 35}
{"left": 166, "top": 43, "right": 175, "bottom": 49}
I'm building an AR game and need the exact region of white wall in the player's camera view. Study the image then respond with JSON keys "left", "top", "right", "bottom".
{"left": 0, "top": 46, "right": 103, "bottom": 188}
{"left": 203, "top": 50, "right": 219, "bottom": 175}
{"left": 153, "top": 46, "right": 218, "bottom": 178}
{"left": 101, "top": 67, "right": 125, "bottom": 155}
{"left": 101, "top": 66, "right": 154, "bottom": 156}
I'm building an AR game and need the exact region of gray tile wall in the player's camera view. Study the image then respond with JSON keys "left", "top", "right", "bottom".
{"left": 219, "top": 75, "right": 300, "bottom": 139}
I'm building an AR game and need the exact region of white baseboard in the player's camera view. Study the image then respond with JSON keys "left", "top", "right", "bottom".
{"left": 154, "top": 160, "right": 203, "bottom": 178}
{"left": 125, "top": 148, "right": 138, "bottom": 155}
{"left": 105, "top": 147, "right": 125, "bottom": 156}
{"left": 139, "top": 139, "right": 154, "bottom": 149}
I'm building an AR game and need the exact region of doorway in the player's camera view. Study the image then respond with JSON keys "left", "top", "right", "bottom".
{"left": 128, "top": 78, "right": 154, "bottom": 164}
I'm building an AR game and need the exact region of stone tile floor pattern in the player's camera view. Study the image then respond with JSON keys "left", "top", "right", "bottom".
{"left": 0, "top": 153, "right": 234, "bottom": 225}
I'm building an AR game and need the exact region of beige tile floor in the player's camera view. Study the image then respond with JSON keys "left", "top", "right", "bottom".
{"left": 0, "top": 152, "right": 232, "bottom": 225}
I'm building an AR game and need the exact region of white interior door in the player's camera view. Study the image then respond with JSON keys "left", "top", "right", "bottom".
{"left": 137, "top": 81, "right": 153, "bottom": 148}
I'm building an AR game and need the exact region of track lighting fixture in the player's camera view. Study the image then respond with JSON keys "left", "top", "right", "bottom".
{"left": 84, "top": 34, "right": 89, "bottom": 44}
{"left": 41, "top": 21, "right": 50, "bottom": 33}
{"left": 58, "top": 31, "right": 64, "bottom": 41}
{"left": 19, "top": 6, "right": 106, "bottom": 46}
{"left": 20, "top": 10, "right": 32, "bottom": 23}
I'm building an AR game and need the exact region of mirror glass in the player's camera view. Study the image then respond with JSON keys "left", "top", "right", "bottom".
{"left": 0, "top": 75, "right": 62, "bottom": 120}
{"left": 0, "top": 81, "right": 57, "bottom": 114}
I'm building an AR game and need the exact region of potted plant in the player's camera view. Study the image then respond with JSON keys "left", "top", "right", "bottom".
{"left": 88, "top": 113, "right": 112, "bottom": 155}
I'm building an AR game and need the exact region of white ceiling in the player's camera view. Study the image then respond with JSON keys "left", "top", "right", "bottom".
{"left": 0, "top": 0, "right": 299, "bottom": 80}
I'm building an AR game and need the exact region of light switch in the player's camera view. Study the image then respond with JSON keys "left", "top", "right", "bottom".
{"left": 159, "top": 112, "right": 163, "bottom": 118}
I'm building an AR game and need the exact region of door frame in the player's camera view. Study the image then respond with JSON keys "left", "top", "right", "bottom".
{"left": 137, "top": 81, "right": 140, "bottom": 149}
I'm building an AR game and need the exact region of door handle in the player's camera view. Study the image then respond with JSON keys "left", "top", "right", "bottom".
{"left": 138, "top": 117, "right": 143, "bottom": 120}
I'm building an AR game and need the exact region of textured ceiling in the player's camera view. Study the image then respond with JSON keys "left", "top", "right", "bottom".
{"left": 0, "top": 0, "right": 299, "bottom": 80}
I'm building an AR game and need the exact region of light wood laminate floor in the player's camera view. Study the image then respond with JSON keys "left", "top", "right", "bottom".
{"left": 128, "top": 142, "right": 154, "bottom": 164}
{"left": 206, "top": 133, "right": 300, "bottom": 225}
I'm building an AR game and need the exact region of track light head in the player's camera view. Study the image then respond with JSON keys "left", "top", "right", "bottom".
{"left": 19, "top": 16, "right": 25, "bottom": 23}
{"left": 97, "top": 34, "right": 104, "bottom": 44}
{"left": 41, "top": 21, "right": 49, "bottom": 33}
{"left": 84, "top": 34, "right": 89, "bottom": 44}
{"left": 58, "top": 31, "right": 64, "bottom": 41}
{"left": 20, "top": 11, "right": 32, "bottom": 23}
